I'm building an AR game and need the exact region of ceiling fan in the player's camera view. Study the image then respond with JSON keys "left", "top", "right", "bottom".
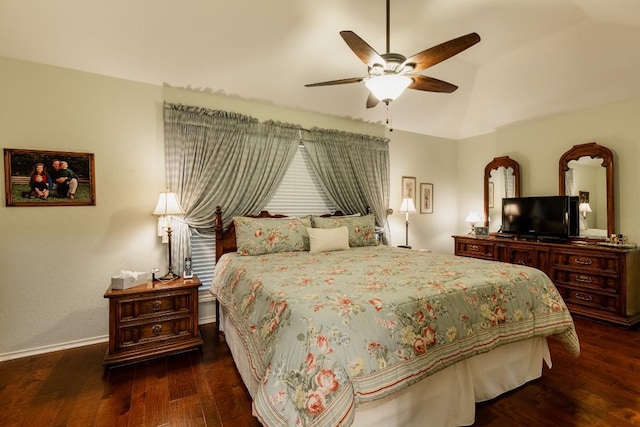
{"left": 305, "top": 0, "right": 481, "bottom": 108}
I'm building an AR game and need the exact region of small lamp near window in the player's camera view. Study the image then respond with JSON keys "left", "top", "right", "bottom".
{"left": 153, "top": 190, "right": 185, "bottom": 281}
{"left": 399, "top": 198, "right": 417, "bottom": 248}
{"left": 579, "top": 202, "right": 592, "bottom": 219}
{"left": 465, "top": 212, "right": 482, "bottom": 235}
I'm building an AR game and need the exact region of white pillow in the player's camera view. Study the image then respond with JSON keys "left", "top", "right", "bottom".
{"left": 307, "top": 227, "right": 350, "bottom": 253}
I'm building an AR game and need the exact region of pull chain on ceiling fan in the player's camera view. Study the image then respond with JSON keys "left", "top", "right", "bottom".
{"left": 305, "top": 0, "right": 481, "bottom": 108}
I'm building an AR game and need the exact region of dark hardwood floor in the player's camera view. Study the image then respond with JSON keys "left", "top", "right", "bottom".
{"left": 1, "top": 317, "right": 639, "bottom": 426}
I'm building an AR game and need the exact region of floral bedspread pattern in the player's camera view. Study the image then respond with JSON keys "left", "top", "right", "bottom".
{"left": 211, "top": 246, "right": 579, "bottom": 427}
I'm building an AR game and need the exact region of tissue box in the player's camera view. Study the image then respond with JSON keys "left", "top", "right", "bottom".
{"left": 111, "top": 271, "right": 149, "bottom": 290}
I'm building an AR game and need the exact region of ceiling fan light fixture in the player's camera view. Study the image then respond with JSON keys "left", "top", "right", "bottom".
{"left": 365, "top": 74, "right": 412, "bottom": 103}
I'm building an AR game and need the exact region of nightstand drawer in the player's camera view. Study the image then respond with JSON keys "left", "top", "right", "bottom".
{"left": 119, "top": 316, "right": 193, "bottom": 348}
{"left": 118, "top": 292, "right": 192, "bottom": 321}
{"left": 104, "top": 276, "right": 203, "bottom": 367}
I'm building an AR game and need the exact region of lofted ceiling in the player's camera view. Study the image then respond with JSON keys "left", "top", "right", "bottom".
{"left": 1, "top": 0, "right": 640, "bottom": 139}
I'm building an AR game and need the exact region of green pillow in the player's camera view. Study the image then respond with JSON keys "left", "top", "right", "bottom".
{"left": 234, "top": 216, "right": 312, "bottom": 255}
{"left": 311, "top": 214, "right": 377, "bottom": 247}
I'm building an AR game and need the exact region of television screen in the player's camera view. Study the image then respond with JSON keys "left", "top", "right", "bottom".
{"left": 502, "top": 196, "right": 578, "bottom": 240}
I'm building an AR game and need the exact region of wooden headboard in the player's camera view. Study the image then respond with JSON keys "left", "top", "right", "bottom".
{"left": 214, "top": 206, "right": 346, "bottom": 261}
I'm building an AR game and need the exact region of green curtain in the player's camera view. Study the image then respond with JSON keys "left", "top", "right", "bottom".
{"left": 304, "top": 127, "right": 390, "bottom": 242}
{"left": 163, "top": 103, "right": 300, "bottom": 273}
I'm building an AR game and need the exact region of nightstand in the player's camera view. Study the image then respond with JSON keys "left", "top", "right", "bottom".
{"left": 103, "top": 275, "right": 203, "bottom": 367}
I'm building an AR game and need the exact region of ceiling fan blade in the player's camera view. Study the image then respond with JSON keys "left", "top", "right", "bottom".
{"left": 340, "top": 31, "right": 385, "bottom": 68}
{"left": 305, "top": 77, "right": 365, "bottom": 87}
{"left": 403, "top": 32, "right": 481, "bottom": 73}
{"left": 366, "top": 92, "right": 380, "bottom": 108}
{"left": 409, "top": 75, "right": 458, "bottom": 93}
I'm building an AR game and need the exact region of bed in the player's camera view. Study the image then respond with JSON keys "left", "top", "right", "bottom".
{"left": 210, "top": 208, "right": 580, "bottom": 427}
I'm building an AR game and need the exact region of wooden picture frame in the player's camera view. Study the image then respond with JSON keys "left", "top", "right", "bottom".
{"left": 401, "top": 176, "right": 417, "bottom": 208}
{"left": 488, "top": 181, "right": 495, "bottom": 209}
{"left": 4, "top": 148, "right": 96, "bottom": 207}
{"left": 419, "top": 183, "right": 433, "bottom": 214}
{"left": 474, "top": 226, "right": 489, "bottom": 237}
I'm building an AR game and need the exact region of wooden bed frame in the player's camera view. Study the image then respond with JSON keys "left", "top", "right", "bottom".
{"left": 213, "top": 205, "right": 347, "bottom": 333}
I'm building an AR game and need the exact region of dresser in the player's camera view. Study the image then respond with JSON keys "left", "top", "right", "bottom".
{"left": 453, "top": 235, "right": 640, "bottom": 327}
{"left": 103, "top": 276, "right": 203, "bottom": 367}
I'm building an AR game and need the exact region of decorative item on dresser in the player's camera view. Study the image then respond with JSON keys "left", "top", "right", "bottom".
{"left": 453, "top": 235, "right": 640, "bottom": 327}
{"left": 103, "top": 275, "right": 203, "bottom": 367}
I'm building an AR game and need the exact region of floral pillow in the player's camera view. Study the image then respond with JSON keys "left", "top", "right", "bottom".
{"left": 234, "top": 216, "right": 312, "bottom": 255}
{"left": 311, "top": 214, "right": 377, "bottom": 247}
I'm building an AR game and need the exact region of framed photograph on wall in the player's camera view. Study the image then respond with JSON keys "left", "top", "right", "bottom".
{"left": 419, "top": 182, "right": 433, "bottom": 214}
{"left": 401, "top": 176, "right": 417, "bottom": 208}
{"left": 488, "top": 181, "right": 495, "bottom": 209}
{"left": 4, "top": 148, "right": 96, "bottom": 207}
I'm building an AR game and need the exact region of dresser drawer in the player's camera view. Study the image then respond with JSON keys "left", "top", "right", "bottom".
{"left": 119, "top": 316, "right": 193, "bottom": 349}
{"left": 455, "top": 240, "right": 494, "bottom": 260}
{"left": 552, "top": 250, "right": 620, "bottom": 273}
{"left": 552, "top": 270, "right": 619, "bottom": 292}
{"left": 118, "top": 292, "right": 192, "bottom": 321}
{"left": 556, "top": 285, "right": 620, "bottom": 314}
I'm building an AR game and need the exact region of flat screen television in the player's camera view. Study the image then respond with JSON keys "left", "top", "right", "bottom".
{"left": 501, "top": 196, "right": 579, "bottom": 241}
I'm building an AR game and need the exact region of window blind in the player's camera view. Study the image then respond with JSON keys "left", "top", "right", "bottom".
{"left": 263, "top": 145, "right": 336, "bottom": 216}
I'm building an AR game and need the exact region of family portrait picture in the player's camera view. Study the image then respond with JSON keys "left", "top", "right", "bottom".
{"left": 4, "top": 148, "right": 96, "bottom": 207}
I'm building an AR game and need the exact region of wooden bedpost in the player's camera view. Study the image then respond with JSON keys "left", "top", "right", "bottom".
{"left": 214, "top": 206, "right": 224, "bottom": 262}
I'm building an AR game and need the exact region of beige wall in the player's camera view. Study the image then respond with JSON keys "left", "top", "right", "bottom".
{"left": 457, "top": 97, "right": 640, "bottom": 243}
{"left": 2, "top": 55, "right": 639, "bottom": 359}
{"left": 386, "top": 129, "right": 458, "bottom": 254}
{"left": 0, "top": 57, "right": 385, "bottom": 359}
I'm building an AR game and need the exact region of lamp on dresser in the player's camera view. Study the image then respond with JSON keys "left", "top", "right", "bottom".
{"left": 153, "top": 189, "right": 185, "bottom": 280}
{"left": 465, "top": 212, "right": 482, "bottom": 235}
{"left": 399, "top": 197, "right": 416, "bottom": 248}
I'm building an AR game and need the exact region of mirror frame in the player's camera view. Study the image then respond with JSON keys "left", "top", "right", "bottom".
{"left": 484, "top": 156, "right": 521, "bottom": 227}
{"left": 559, "top": 142, "right": 614, "bottom": 238}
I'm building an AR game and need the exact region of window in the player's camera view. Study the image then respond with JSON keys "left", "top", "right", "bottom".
{"left": 263, "top": 145, "right": 335, "bottom": 216}
{"left": 190, "top": 145, "right": 335, "bottom": 288}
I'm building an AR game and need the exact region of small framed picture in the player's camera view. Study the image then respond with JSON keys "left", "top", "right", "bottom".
{"left": 474, "top": 226, "right": 489, "bottom": 237}
{"left": 4, "top": 148, "right": 96, "bottom": 207}
{"left": 401, "top": 176, "right": 417, "bottom": 208}
{"left": 183, "top": 257, "right": 193, "bottom": 279}
{"left": 419, "top": 183, "right": 433, "bottom": 214}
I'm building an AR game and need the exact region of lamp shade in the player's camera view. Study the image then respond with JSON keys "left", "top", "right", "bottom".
{"left": 153, "top": 191, "right": 185, "bottom": 216}
{"left": 465, "top": 212, "right": 482, "bottom": 224}
{"left": 579, "top": 202, "right": 592, "bottom": 213}
{"left": 399, "top": 198, "right": 417, "bottom": 213}
{"left": 365, "top": 74, "right": 412, "bottom": 103}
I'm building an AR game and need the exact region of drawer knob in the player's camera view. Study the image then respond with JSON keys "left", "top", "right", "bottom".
{"left": 152, "top": 324, "right": 162, "bottom": 336}
{"left": 575, "top": 257, "right": 593, "bottom": 266}
{"left": 576, "top": 275, "right": 593, "bottom": 284}
{"left": 469, "top": 245, "right": 479, "bottom": 251}
{"left": 152, "top": 301, "right": 162, "bottom": 311}
{"left": 575, "top": 292, "right": 593, "bottom": 302}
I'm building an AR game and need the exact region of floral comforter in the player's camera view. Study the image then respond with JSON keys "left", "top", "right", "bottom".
{"left": 211, "top": 246, "right": 579, "bottom": 427}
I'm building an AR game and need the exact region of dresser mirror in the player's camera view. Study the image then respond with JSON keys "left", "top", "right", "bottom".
{"left": 559, "top": 142, "right": 614, "bottom": 239}
{"left": 484, "top": 156, "right": 521, "bottom": 231}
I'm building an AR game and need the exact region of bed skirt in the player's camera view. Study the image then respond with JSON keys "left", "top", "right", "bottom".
{"left": 219, "top": 308, "right": 551, "bottom": 427}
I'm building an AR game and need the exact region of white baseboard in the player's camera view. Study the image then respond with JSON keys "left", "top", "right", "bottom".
{"left": 0, "top": 335, "right": 109, "bottom": 363}
{"left": 0, "top": 293, "right": 218, "bottom": 363}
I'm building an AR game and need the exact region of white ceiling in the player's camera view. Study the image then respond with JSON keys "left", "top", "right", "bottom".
{"left": 2, "top": 0, "right": 640, "bottom": 139}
